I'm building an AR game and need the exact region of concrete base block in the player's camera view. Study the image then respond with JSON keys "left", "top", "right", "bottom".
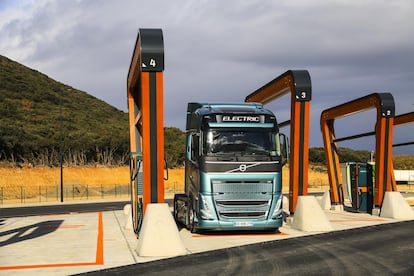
{"left": 292, "top": 196, "right": 333, "bottom": 232}
{"left": 285, "top": 216, "right": 294, "bottom": 226}
{"left": 123, "top": 204, "right": 133, "bottom": 230}
{"left": 331, "top": 204, "right": 344, "bottom": 212}
{"left": 136, "top": 203, "right": 187, "bottom": 257}
{"left": 319, "top": 190, "right": 331, "bottom": 210}
{"left": 123, "top": 204, "right": 131, "bottom": 215}
{"left": 380, "top": 192, "right": 414, "bottom": 220}
{"left": 372, "top": 208, "right": 381, "bottom": 216}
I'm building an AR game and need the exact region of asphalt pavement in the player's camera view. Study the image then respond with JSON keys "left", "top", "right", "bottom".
{"left": 88, "top": 220, "right": 414, "bottom": 275}
{"left": 0, "top": 200, "right": 130, "bottom": 218}
{"left": 1, "top": 200, "right": 413, "bottom": 275}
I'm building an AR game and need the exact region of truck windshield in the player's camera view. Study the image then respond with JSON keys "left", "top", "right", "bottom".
{"left": 204, "top": 129, "right": 279, "bottom": 156}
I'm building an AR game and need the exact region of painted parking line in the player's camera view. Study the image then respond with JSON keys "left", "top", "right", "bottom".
{"left": 0, "top": 212, "right": 104, "bottom": 271}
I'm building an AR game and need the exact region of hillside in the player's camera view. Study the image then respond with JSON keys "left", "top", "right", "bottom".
{"left": 0, "top": 55, "right": 129, "bottom": 165}
{"left": 0, "top": 55, "right": 411, "bottom": 168}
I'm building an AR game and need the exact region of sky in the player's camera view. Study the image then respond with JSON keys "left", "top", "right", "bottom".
{"left": 0, "top": 0, "right": 413, "bottom": 155}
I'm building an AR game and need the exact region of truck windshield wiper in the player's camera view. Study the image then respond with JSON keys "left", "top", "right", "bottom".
{"left": 211, "top": 151, "right": 237, "bottom": 156}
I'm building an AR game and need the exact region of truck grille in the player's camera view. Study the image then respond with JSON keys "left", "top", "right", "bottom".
{"left": 220, "top": 211, "right": 267, "bottom": 219}
{"left": 211, "top": 179, "right": 273, "bottom": 220}
{"left": 216, "top": 200, "right": 270, "bottom": 207}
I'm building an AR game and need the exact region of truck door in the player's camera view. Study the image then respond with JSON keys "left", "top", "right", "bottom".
{"left": 185, "top": 133, "right": 200, "bottom": 197}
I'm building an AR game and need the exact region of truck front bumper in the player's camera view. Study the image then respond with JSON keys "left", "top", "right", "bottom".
{"left": 195, "top": 218, "right": 283, "bottom": 231}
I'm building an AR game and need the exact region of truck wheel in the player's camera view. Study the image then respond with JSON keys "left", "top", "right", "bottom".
{"left": 173, "top": 199, "right": 181, "bottom": 224}
{"left": 187, "top": 201, "right": 197, "bottom": 233}
{"left": 173, "top": 200, "right": 178, "bottom": 220}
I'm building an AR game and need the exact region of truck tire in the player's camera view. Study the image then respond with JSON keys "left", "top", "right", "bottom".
{"left": 174, "top": 198, "right": 182, "bottom": 226}
{"left": 186, "top": 200, "right": 197, "bottom": 233}
{"left": 174, "top": 194, "right": 187, "bottom": 226}
{"left": 173, "top": 199, "right": 179, "bottom": 221}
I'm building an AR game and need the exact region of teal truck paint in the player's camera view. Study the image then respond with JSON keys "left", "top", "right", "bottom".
{"left": 173, "top": 102, "right": 288, "bottom": 232}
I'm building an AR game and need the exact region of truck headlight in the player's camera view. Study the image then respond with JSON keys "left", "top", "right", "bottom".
{"left": 271, "top": 195, "right": 283, "bottom": 219}
{"left": 200, "top": 194, "right": 214, "bottom": 220}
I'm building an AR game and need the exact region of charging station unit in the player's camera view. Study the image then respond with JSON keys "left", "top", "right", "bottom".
{"left": 341, "top": 162, "right": 374, "bottom": 213}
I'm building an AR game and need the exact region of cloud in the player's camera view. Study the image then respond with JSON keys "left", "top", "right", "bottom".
{"left": 0, "top": 0, "right": 413, "bottom": 152}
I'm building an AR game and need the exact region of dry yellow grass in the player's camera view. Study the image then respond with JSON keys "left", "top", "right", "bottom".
{"left": 0, "top": 165, "right": 329, "bottom": 204}
{"left": 0, "top": 165, "right": 329, "bottom": 196}
{"left": 0, "top": 166, "right": 129, "bottom": 188}
{"left": 280, "top": 166, "right": 330, "bottom": 192}
{"left": 0, "top": 166, "right": 187, "bottom": 203}
{"left": 6, "top": 165, "right": 413, "bottom": 205}
{"left": 2, "top": 165, "right": 412, "bottom": 206}
{"left": 0, "top": 166, "right": 132, "bottom": 203}
{"left": 165, "top": 167, "right": 185, "bottom": 194}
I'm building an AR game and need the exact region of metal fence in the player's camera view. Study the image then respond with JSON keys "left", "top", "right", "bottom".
{"left": 0, "top": 184, "right": 131, "bottom": 205}
{"left": 0, "top": 182, "right": 183, "bottom": 206}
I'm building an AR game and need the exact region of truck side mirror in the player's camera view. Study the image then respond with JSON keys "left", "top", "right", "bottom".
{"left": 279, "top": 133, "right": 290, "bottom": 165}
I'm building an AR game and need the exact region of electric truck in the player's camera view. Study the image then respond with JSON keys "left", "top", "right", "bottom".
{"left": 173, "top": 102, "right": 288, "bottom": 232}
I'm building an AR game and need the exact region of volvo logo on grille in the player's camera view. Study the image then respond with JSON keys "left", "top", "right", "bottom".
{"left": 239, "top": 164, "right": 247, "bottom": 172}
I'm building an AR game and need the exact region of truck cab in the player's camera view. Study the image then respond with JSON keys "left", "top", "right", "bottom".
{"left": 174, "top": 102, "right": 287, "bottom": 232}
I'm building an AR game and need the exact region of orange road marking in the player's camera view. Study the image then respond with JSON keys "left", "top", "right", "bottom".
{"left": 0, "top": 212, "right": 104, "bottom": 270}
{"left": 95, "top": 212, "right": 104, "bottom": 265}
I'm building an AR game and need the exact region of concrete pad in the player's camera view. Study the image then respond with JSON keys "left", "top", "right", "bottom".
{"left": 319, "top": 190, "right": 332, "bottom": 210}
{"left": 0, "top": 211, "right": 138, "bottom": 275}
{"left": 123, "top": 204, "right": 133, "bottom": 230}
{"left": 291, "top": 196, "right": 333, "bottom": 232}
{"left": 2, "top": 199, "right": 412, "bottom": 274}
{"left": 135, "top": 203, "right": 187, "bottom": 257}
{"left": 380, "top": 192, "right": 414, "bottom": 220}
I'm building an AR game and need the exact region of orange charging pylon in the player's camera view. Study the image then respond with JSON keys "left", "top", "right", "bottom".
{"left": 245, "top": 70, "right": 312, "bottom": 213}
{"left": 127, "top": 28, "right": 165, "bottom": 235}
{"left": 393, "top": 112, "right": 414, "bottom": 126}
{"left": 320, "top": 93, "right": 395, "bottom": 208}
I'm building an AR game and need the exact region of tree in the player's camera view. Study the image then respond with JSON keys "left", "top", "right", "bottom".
{"left": 164, "top": 127, "right": 186, "bottom": 168}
